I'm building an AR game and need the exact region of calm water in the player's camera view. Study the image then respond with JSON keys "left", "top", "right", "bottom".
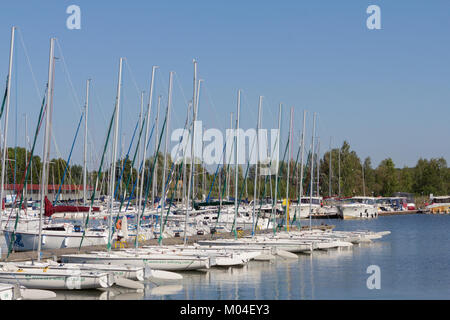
{"left": 1, "top": 215, "right": 449, "bottom": 299}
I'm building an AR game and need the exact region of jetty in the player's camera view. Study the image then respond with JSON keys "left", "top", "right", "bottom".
{"left": 378, "top": 210, "right": 419, "bottom": 216}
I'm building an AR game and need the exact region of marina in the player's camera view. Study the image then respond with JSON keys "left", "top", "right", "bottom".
{"left": 0, "top": 2, "right": 449, "bottom": 304}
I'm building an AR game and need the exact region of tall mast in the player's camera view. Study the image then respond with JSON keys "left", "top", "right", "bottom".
{"left": 272, "top": 103, "right": 282, "bottom": 235}
{"left": 0, "top": 26, "right": 15, "bottom": 229}
{"left": 316, "top": 137, "right": 320, "bottom": 197}
{"left": 309, "top": 112, "right": 316, "bottom": 230}
{"left": 108, "top": 57, "right": 123, "bottom": 251}
{"left": 83, "top": 79, "right": 90, "bottom": 206}
{"left": 159, "top": 71, "right": 174, "bottom": 245}
{"left": 184, "top": 60, "right": 198, "bottom": 244}
{"left": 137, "top": 65, "right": 157, "bottom": 246}
{"left": 227, "top": 112, "right": 233, "bottom": 200}
{"left": 252, "top": 96, "right": 262, "bottom": 236}
{"left": 24, "top": 114, "right": 28, "bottom": 205}
{"left": 362, "top": 161, "right": 366, "bottom": 197}
{"left": 202, "top": 126, "right": 206, "bottom": 200}
{"left": 182, "top": 101, "right": 191, "bottom": 243}
{"left": 191, "top": 61, "right": 198, "bottom": 203}
{"left": 298, "top": 110, "right": 306, "bottom": 223}
{"left": 38, "top": 37, "right": 55, "bottom": 261}
{"left": 338, "top": 145, "right": 341, "bottom": 197}
{"left": 152, "top": 95, "right": 161, "bottom": 206}
{"left": 329, "top": 137, "right": 332, "bottom": 197}
{"left": 285, "top": 107, "right": 293, "bottom": 231}
{"left": 136, "top": 90, "right": 144, "bottom": 211}
{"left": 232, "top": 90, "right": 241, "bottom": 237}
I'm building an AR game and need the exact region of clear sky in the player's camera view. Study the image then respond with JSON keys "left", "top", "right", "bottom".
{"left": 0, "top": 0, "right": 449, "bottom": 171}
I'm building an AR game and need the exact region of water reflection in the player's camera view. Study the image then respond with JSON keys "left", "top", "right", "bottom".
{"left": 5, "top": 215, "right": 449, "bottom": 299}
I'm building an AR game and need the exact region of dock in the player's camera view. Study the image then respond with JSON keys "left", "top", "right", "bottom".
{"left": 378, "top": 210, "right": 419, "bottom": 216}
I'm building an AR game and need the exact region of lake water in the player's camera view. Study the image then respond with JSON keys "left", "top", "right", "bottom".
{"left": 1, "top": 214, "right": 449, "bottom": 300}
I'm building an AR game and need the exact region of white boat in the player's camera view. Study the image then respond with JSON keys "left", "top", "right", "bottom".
{"left": 425, "top": 195, "right": 450, "bottom": 214}
{"left": 0, "top": 263, "right": 112, "bottom": 290}
{"left": 289, "top": 197, "right": 323, "bottom": 218}
{"left": 15, "top": 260, "right": 145, "bottom": 281}
{"left": 197, "top": 237, "right": 313, "bottom": 253}
{"left": 3, "top": 223, "right": 108, "bottom": 252}
{"left": 60, "top": 250, "right": 211, "bottom": 271}
{"left": 136, "top": 246, "right": 256, "bottom": 267}
{"left": 146, "top": 269, "right": 183, "bottom": 286}
{"left": 0, "top": 283, "right": 57, "bottom": 300}
{"left": 336, "top": 197, "right": 378, "bottom": 219}
{"left": 0, "top": 283, "right": 16, "bottom": 300}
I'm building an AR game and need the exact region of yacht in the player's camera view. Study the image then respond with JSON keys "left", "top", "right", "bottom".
{"left": 336, "top": 196, "right": 378, "bottom": 219}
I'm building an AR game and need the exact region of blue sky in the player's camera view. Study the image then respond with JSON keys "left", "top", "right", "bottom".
{"left": 0, "top": 0, "right": 449, "bottom": 171}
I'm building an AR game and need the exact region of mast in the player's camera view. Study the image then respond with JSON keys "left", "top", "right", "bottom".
{"left": 83, "top": 79, "right": 90, "bottom": 206}
{"left": 196, "top": 80, "right": 203, "bottom": 201}
{"left": 232, "top": 90, "right": 241, "bottom": 237}
{"left": 298, "top": 110, "right": 306, "bottom": 223}
{"left": 309, "top": 112, "right": 316, "bottom": 230}
{"left": 159, "top": 71, "right": 174, "bottom": 245}
{"left": 182, "top": 101, "right": 191, "bottom": 243}
{"left": 152, "top": 95, "right": 161, "bottom": 207}
{"left": 136, "top": 90, "right": 144, "bottom": 211}
{"left": 252, "top": 96, "right": 262, "bottom": 236}
{"left": 329, "top": 137, "right": 332, "bottom": 197}
{"left": 24, "top": 114, "right": 28, "bottom": 205}
{"left": 227, "top": 112, "right": 233, "bottom": 200}
{"left": 184, "top": 60, "right": 198, "bottom": 244}
{"left": 137, "top": 65, "right": 157, "bottom": 246}
{"left": 285, "top": 107, "right": 293, "bottom": 231}
{"left": 191, "top": 61, "right": 198, "bottom": 204}
{"left": 0, "top": 26, "right": 15, "bottom": 229}
{"left": 338, "top": 145, "right": 341, "bottom": 197}
{"left": 108, "top": 57, "right": 123, "bottom": 251}
{"left": 272, "top": 103, "right": 282, "bottom": 234}
{"left": 38, "top": 37, "right": 55, "bottom": 261}
{"left": 362, "top": 161, "right": 366, "bottom": 197}
{"left": 316, "top": 137, "right": 320, "bottom": 197}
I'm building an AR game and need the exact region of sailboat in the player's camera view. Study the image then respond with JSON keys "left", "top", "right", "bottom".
{"left": 3, "top": 38, "right": 108, "bottom": 253}
{"left": 0, "top": 261, "right": 112, "bottom": 290}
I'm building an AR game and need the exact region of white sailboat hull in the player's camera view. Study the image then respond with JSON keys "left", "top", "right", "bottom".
{"left": 0, "top": 267, "right": 111, "bottom": 290}
{"left": 3, "top": 229, "right": 108, "bottom": 252}
{"left": 61, "top": 252, "right": 210, "bottom": 271}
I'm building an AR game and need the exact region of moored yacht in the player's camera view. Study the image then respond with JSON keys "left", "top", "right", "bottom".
{"left": 336, "top": 196, "right": 378, "bottom": 219}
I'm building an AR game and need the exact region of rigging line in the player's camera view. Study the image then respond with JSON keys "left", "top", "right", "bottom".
{"left": 17, "top": 28, "right": 41, "bottom": 101}
{"left": 157, "top": 103, "right": 193, "bottom": 242}
{"left": 113, "top": 115, "right": 140, "bottom": 200}
{"left": 6, "top": 92, "right": 47, "bottom": 257}
{"left": 158, "top": 101, "right": 191, "bottom": 210}
{"left": 53, "top": 112, "right": 84, "bottom": 204}
{"left": 230, "top": 115, "right": 260, "bottom": 234}
{"left": 55, "top": 39, "right": 83, "bottom": 114}
{"left": 112, "top": 115, "right": 150, "bottom": 231}
{"left": 79, "top": 106, "right": 116, "bottom": 249}
{"left": 134, "top": 110, "right": 167, "bottom": 247}
{"left": 124, "top": 122, "right": 155, "bottom": 211}
{"left": 173, "top": 72, "right": 191, "bottom": 112}
{"left": 123, "top": 59, "right": 143, "bottom": 99}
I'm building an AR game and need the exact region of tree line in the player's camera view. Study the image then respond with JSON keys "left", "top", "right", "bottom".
{"left": 1, "top": 142, "right": 449, "bottom": 203}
